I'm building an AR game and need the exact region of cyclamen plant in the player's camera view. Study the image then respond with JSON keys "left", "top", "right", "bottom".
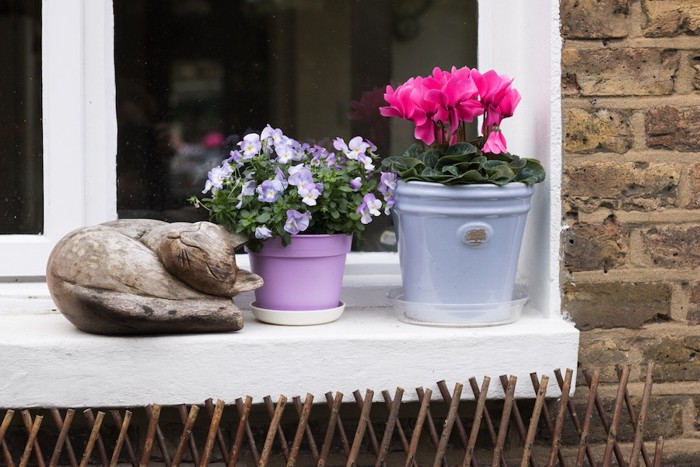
{"left": 380, "top": 66, "right": 545, "bottom": 186}
{"left": 190, "top": 125, "right": 396, "bottom": 251}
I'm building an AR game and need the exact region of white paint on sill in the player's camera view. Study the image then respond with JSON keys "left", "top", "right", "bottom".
{"left": 0, "top": 293, "right": 578, "bottom": 408}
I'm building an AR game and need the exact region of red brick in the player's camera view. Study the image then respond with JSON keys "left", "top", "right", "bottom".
{"left": 646, "top": 106, "right": 700, "bottom": 151}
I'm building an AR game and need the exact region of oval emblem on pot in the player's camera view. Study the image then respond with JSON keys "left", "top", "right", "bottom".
{"left": 457, "top": 222, "right": 493, "bottom": 248}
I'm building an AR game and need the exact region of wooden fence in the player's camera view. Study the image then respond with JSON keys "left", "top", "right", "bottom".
{"left": 0, "top": 365, "right": 662, "bottom": 466}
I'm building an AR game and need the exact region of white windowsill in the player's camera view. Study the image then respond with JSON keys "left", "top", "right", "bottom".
{"left": 0, "top": 263, "right": 579, "bottom": 408}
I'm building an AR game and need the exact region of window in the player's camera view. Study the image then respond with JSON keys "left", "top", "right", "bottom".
{"left": 1, "top": 0, "right": 562, "bottom": 321}
{"left": 0, "top": 1, "right": 575, "bottom": 407}
{"left": 0, "top": 0, "right": 117, "bottom": 278}
{"left": 112, "top": 0, "right": 478, "bottom": 251}
{"left": 0, "top": 1, "right": 42, "bottom": 235}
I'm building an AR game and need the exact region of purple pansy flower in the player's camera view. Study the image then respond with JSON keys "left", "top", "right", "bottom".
{"left": 333, "top": 136, "right": 370, "bottom": 161}
{"left": 261, "top": 125, "right": 287, "bottom": 147}
{"left": 284, "top": 209, "right": 311, "bottom": 235}
{"left": 300, "top": 187, "right": 321, "bottom": 206}
{"left": 241, "top": 179, "right": 257, "bottom": 196}
{"left": 255, "top": 226, "right": 272, "bottom": 239}
{"left": 227, "top": 150, "right": 244, "bottom": 168}
{"left": 357, "top": 193, "right": 382, "bottom": 224}
{"left": 240, "top": 133, "right": 261, "bottom": 159}
{"left": 257, "top": 179, "right": 284, "bottom": 202}
{"left": 288, "top": 164, "right": 312, "bottom": 186}
{"left": 274, "top": 167, "right": 289, "bottom": 189}
{"left": 379, "top": 172, "right": 397, "bottom": 196}
{"left": 350, "top": 177, "right": 362, "bottom": 192}
{"left": 203, "top": 163, "right": 233, "bottom": 194}
{"left": 236, "top": 180, "right": 257, "bottom": 208}
{"left": 275, "top": 144, "right": 296, "bottom": 164}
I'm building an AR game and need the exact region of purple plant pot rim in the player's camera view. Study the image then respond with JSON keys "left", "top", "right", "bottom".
{"left": 248, "top": 233, "right": 352, "bottom": 258}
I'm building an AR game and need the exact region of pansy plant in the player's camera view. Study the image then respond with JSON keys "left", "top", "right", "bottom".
{"left": 379, "top": 66, "right": 545, "bottom": 186}
{"left": 191, "top": 126, "right": 395, "bottom": 251}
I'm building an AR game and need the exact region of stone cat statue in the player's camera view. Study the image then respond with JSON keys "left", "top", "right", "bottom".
{"left": 47, "top": 219, "right": 263, "bottom": 335}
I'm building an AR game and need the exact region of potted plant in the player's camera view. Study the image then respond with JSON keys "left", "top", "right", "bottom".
{"left": 380, "top": 66, "right": 545, "bottom": 325}
{"left": 191, "top": 126, "right": 393, "bottom": 325}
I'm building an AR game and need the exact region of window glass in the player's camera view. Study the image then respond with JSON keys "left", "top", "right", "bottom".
{"left": 0, "top": 0, "right": 42, "bottom": 234}
{"left": 113, "top": 0, "right": 477, "bottom": 250}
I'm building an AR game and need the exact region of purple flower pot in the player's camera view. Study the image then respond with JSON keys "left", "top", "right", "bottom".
{"left": 248, "top": 234, "right": 352, "bottom": 312}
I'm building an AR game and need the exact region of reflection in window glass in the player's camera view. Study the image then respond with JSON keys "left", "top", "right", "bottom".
{"left": 114, "top": 0, "right": 476, "bottom": 250}
{"left": 0, "top": 1, "right": 42, "bottom": 234}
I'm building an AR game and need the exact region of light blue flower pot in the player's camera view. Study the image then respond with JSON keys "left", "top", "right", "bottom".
{"left": 393, "top": 181, "right": 534, "bottom": 318}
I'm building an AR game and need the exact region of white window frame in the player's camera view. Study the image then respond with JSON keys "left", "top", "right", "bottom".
{"left": 1, "top": 0, "right": 562, "bottom": 321}
{"left": 0, "top": 1, "right": 577, "bottom": 408}
{"left": 0, "top": 0, "right": 116, "bottom": 277}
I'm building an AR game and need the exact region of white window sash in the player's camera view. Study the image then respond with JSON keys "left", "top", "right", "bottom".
{"left": 0, "top": 0, "right": 116, "bottom": 277}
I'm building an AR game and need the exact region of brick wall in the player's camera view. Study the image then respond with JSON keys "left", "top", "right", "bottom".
{"left": 560, "top": 0, "right": 700, "bottom": 463}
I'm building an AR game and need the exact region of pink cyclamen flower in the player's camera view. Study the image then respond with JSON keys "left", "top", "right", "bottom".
{"left": 472, "top": 69, "right": 521, "bottom": 129}
{"left": 482, "top": 130, "right": 508, "bottom": 154}
{"left": 379, "top": 78, "right": 428, "bottom": 128}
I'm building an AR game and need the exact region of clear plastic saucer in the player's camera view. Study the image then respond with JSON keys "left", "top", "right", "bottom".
{"left": 387, "top": 285, "right": 528, "bottom": 327}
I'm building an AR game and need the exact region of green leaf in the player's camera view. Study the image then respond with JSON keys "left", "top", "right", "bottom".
{"left": 515, "top": 158, "right": 546, "bottom": 185}
{"left": 423, "top": 149, "right": 443, "bottom": 168}
{"left": 454, "top": 170, "right": 488, "bottom": 183}
{"left": 441, "top": 165, "right": 460, "bottom": 176}
{"left": 435, "top": 154, "right": 471, "bottom": 170}
{"left": 403, "top": 143, "right": 423, "bottom": 158}
{"left": 483, "top": 161, "right": 516, "bottom": 185}
{"left": 446, "top": 142, "right": 477, "bottom": 156}
{"left": 255, "top": 212, "right": 271, "bottom": 223}
{"left": 421, "top": 167, "right": 443, "bottom": 177}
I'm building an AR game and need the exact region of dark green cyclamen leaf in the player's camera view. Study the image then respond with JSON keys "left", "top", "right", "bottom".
{"left": 400, "top": 167, "right": 423, "bottom": 180}
{"left": 423, "top": 149, "right": 443, "bottom": 168}
{"left": 509, "top": 156, "right": 526, "bottom": 170}
{"left": 484, "top": 152, "right": 513, "bottom": 162}
{"left": 515, "top": 158, "right": 546, "bottom": 185}
{"left": 454, "top": 170, "right": 488, "bottom": 183}
{"left": 446, "top": 142, "right": 478, "bottom": 156}
{"left": 381, "top": 156, "right": 408, "bottom": 171}
{"left": 421, "top": 167, "right": 443, "bottom": 177}
{"left": 403, "top": 143, "right": 423, "bottom": 158}
{"left": 483, "top": 162, "right": 516, "bottom": 184}
{"left": 435, "top": 154, "right": 471, "bottom": 170}
{"left": 441, "top": 165, "right": 460, "bottom": 176}
{"left": 382, "top": 156, "right": 424, "bottom": 174}
{"left": 454, "top": 161, "right": 483, "bottom": 172}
